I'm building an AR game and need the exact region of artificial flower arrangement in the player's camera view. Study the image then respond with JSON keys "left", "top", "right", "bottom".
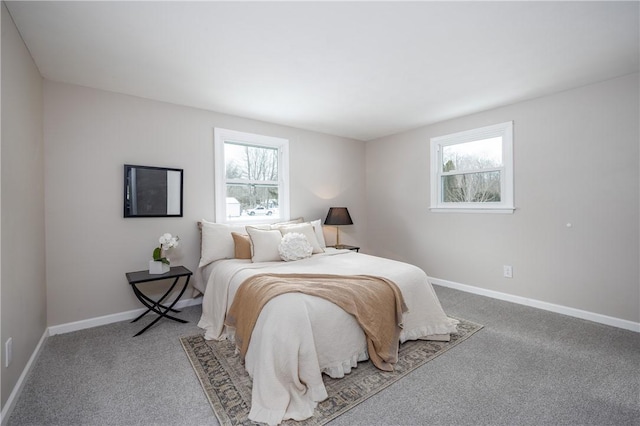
{"left": 153, "top": 233, "right": 180, "bottom": 264}
{"left": 149, "top": 233, "right": 179, "bottom": 274}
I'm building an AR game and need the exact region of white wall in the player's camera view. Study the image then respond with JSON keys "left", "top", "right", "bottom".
{"left": 43, "top": 81, "right": 366, "bottom": 326}
{"left": 366, "top": 74, "right": 639, "bottom": 323}
{"left": 1, "top": 2, "right": 46, "bottom": 409}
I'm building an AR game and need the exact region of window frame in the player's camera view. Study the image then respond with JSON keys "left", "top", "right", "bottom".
{"left": 214, "top": 127, "right": 290, "bottom": 223}
{"left": 430, "top": 121, "right": 514, "bottom": 214}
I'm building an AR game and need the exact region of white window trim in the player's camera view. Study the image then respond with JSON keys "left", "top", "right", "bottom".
{"left": 430, "top": 121, "right": 514, "bottom": 213}
{"left": 214, "top": 127, "right": 290, "bottom": 223}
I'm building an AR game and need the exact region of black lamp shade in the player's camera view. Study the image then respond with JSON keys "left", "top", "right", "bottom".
{"left": 324, "top": 207, "right": 353, "bottom": 225}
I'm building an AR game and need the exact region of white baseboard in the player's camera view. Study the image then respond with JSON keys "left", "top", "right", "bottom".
{"left": 3, "top": 282, "right": 636, "bottom": 425}
{"left": 48, "top": 297, "right": 203, "bottom": 336}
{"left": 1, "top": 328, "right": 49, "bottom": 426}
{"left": 430, "top": 277, "right": 640, "bottom": 333}
{"left": 1, "top": 297, "right": 203, "bottom": 425}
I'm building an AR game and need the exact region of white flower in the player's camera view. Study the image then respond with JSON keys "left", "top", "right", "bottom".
{"left": 153, "top": 233, "right": 180, "bottom": 264}
{"left": 159, "top": 233, "right": 179, "bottom": 249}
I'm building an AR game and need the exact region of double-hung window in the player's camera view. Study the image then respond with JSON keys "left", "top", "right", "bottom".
{"left": 430, "top": 121, "right": 514, "bottom": 213}
{"left": 214, "top": 128, "right": 290, "bottom": 223}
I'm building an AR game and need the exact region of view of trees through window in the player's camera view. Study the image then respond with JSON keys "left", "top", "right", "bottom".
{"left": 430, "top": 121, "right": 513, "bottom": 212}
{"left": 224, "top": 142, "right": 279, "bottom": 217}
{"left": 441, "top": 137, "right": 502, "bottom": 203}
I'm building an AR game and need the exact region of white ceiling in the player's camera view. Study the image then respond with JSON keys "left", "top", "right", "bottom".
{"left": 6, "top": 1, "right": 639, "bottom": 141}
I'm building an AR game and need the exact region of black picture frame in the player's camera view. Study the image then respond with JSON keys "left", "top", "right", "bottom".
{"left": 124, "top": 164, "right": 183, "bottom": 218}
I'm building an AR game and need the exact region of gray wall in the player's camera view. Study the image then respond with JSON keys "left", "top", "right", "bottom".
{"left": 43, "top": 81, "right": 366, "bottom": 327}
{"left": 1, "top": 2, "right": 46, "bottom": 409}
{"left": 2, "top": 5, "right": 638, "bottom": 411}
{"left": 366, "top": 73, "right": 639, "bottom": 323}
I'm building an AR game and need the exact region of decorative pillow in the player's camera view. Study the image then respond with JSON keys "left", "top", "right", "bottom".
{"left": 279, "top": 233, "right": 313, "bottom": 261}
{"left": 231, "top": 232, "right": 252, "bottom": 259}
{"left": 275, "top": 222, "right": 324, "bottom": 254}
{"left": 199, "top": 220, "right": 270, "bottom": 266}
{"left": 246, "top": 226, "right": 283, "bottom": 262}
{"left": 199, "top": 220, "right": 235, "bottom": 267}
{"left": 310, "top": 219, "right": 327, "bottom": 248}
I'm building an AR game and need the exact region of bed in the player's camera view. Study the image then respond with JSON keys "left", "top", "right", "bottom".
{"left": 194, "top": 219, "right": 458, "bottom": 425}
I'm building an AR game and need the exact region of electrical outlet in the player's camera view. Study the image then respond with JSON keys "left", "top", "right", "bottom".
{"left": 503, "top": 265, "right": 513, "bottom": 278}
{"left": 5, "top": 337, "right": 12, "bottom": 367}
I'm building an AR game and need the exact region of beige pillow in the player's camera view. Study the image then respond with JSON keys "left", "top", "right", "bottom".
{"left": 231, "top": 232, "right": 252, "bottom": 259}
{"left": 276, "top": 222, "right": 324, "bottom": 254}
{"left": 246, "top": 226, "right": 283, "bottom": 262}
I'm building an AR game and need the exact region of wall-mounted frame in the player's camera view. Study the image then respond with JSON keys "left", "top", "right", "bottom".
{"left": 124, "top": 164, "right": 183, "bottom": 218}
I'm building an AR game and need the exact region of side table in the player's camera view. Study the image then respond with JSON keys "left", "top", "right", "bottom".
{"left": 125, "top": 265, "right": 193, "bottom": 337}
{"left": 332, "top": 244, "right": 360, "bottom": 252}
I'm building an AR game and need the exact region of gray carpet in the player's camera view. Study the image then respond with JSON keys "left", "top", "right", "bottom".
{"left": 7, "top": 286, "right": 640, "bottom": 426}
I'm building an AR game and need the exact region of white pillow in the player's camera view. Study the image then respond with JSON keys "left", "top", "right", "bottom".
{"left": 275, "top": 222, "right": 324, "bottom": 254}
{"left": 199, "top": 220, "right": 234, "bottom": 267}
{"left": 246, "top": 226, "right": 283, "bottom": 262}
{"left": 310, "top": 219, "right": 327, "bottom": 248}
{"left": 279, "top": 233, "right": 313, "bottom": 261}
{"left": 271, "top": 217, "right": 305, "bottom": 226}
{"left": 199, "top": 220, "right": 264, "bottom": 267}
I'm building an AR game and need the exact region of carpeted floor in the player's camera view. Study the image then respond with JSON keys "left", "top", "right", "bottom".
{"left": 6, "top": 285, "right": 640, "bottom": 425}
{"left": 180, "top": 318, "right": 483, "bottom": 425}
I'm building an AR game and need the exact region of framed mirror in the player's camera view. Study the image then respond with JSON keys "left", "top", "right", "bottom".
{"left": 124, "top": 164, "right": 183, "bottom": 218}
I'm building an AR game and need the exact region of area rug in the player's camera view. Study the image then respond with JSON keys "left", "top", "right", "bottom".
{"left": 181, "top": 318, "right": 482, "bottom": 426}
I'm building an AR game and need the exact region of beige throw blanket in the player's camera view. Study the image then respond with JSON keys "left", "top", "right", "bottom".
{"left": 225, "top": 273, "right": 409, "bottom": 372}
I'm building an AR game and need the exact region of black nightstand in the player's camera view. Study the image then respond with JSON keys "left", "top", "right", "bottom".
{"left": 332, "top": 244, "right": 360, "bottom": 252}
{"left": 125, "top": 265, "right": 193, "bottom": 336}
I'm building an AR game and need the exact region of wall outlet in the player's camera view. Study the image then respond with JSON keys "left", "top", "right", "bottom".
{"left": 503, "top": 265, "right": 513, "bottom": 278}
{"left": 5, "top": 337, "right": 12, "bottom": 367}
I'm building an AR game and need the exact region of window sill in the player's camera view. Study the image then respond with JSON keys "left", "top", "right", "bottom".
{"left": 429, "top": 207, "right": 515, "bottom": 214}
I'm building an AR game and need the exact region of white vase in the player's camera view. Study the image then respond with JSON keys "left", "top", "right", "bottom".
{"left": 149, "top": 260, "right": 170, "bottom": 274}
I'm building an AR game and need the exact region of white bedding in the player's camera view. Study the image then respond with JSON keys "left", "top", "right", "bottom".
{"left": 197, "top": 248, "right": 458, "bottom": 425}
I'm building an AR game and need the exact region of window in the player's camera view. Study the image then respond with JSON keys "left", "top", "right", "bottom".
{"left": 214, "top": 128, "right": 290, "bottom": 223}
{"left": 430, "top": 121, "right": 514, "bottom": 213}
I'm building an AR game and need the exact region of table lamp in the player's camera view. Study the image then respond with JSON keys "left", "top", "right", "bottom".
{"left": 324, "top": 207, "right": 353, "bottom": 248}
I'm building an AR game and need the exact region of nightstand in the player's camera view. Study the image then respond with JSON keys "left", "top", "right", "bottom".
{"left": 332, "top": 244, "right": 360, "bottom": 252}
{"left": 125, "top": 265, "right": 192, "bottom": 336}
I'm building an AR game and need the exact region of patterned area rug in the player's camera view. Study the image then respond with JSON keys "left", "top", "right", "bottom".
{"left": 181, "top": 318, "right": 482, "bottom": 426}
